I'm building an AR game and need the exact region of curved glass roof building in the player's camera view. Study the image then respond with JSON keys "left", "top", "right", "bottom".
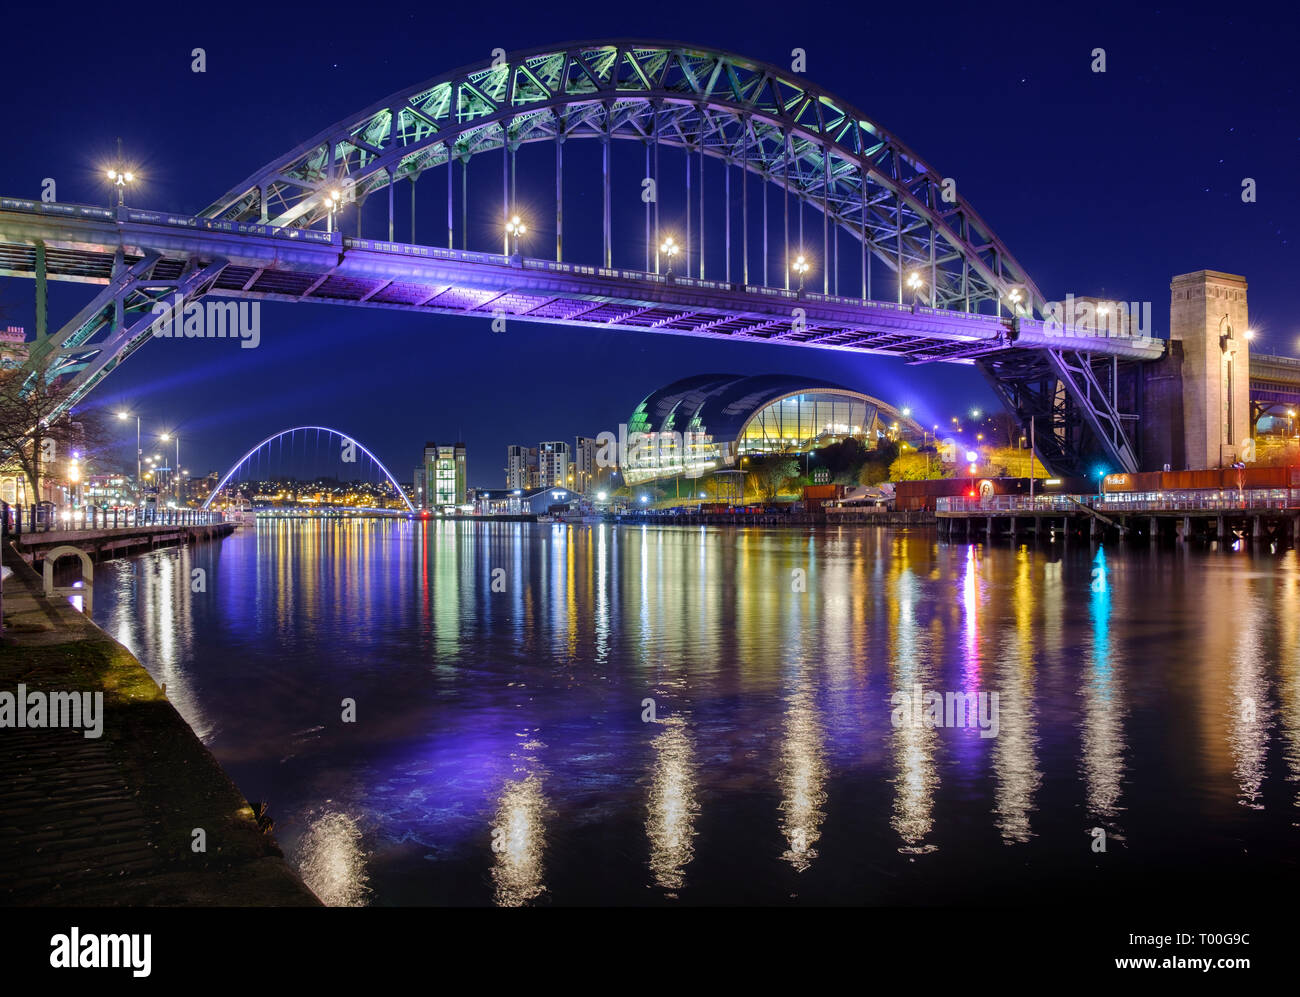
{"left": 623, "top": 374, "right": 923, "bottom": 484}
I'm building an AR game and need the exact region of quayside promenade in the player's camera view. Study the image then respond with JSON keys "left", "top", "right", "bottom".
{"left": 0, "top": 545, "right": 319, "bottom": 906}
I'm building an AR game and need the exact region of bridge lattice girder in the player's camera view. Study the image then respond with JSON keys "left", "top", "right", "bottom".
{"left": 202, "top": 41, "right": 1046, "bottom": 318}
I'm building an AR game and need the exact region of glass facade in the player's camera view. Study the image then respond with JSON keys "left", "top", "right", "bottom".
{"left": 422, "top": 443, "right": 467, "bottom": 508}
{"left": 738, "top": 392, "right": 878, "bottom": 453}
{"left": 622, "top": 379, "right": 904, "bottom": 485}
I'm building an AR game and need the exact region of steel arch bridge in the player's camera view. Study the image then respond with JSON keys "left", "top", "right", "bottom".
{"left": 202, "top": 426, "right": 415, "bottom": 513}
{"left": 0, "top": 40, "right": 1164, "bottom": 477}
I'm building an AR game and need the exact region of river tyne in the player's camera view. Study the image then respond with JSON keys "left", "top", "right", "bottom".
{"left": 91, "top": 520, "right": 1300, "bottom": 906}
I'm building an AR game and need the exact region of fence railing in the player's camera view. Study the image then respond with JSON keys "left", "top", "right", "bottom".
{"left": 937, "top": 495, "right": 1096, "bottom": 513}
{"left": 1, "top": 504, "right": 225, "bottom": 536}
{"left": 937, "top": 491, "right": 1298, "bottom": 514}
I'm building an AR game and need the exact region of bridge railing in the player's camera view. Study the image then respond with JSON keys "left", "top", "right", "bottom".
{"left": 0, "top": 503, "right": 225, "bottom": 534}
{"left": 0, "top": 197, "right": 338, "bottom": 246}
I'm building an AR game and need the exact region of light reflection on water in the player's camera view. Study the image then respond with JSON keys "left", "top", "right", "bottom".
{"left": 646, "top": 715, "right": 697, "bottom": 893}
{"left": 89, "top": 520, "right": 1300, "bottom": 904}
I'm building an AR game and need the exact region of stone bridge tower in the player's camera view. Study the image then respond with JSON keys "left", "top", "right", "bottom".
{"left": 1168, "top": 270, "right": 1250, "bottom": 469}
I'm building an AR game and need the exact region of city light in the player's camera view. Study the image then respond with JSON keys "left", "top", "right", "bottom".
{"left": 792, "top": 254, "right": 810, "bottom": 290}
{"left": 660, "top": 235, "right": 679, "bottom": 275}
{"left": 506, "top": 214, "right": 527, "bottom": 254}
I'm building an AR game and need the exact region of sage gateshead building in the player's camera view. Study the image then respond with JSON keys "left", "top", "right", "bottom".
{"left": 622, "top": 374, "right": 923, "bottom": 485}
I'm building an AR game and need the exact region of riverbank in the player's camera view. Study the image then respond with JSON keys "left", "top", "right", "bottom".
{"left": 0, "top": 543, "right": 320, "bottom": 906}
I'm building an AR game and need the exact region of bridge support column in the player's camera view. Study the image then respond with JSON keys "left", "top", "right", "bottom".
{"left": 1169, "top": 270, "right": 1251, "bottom": 469}
{"left": 1216, "top": 514, "right": 1226, "bottom": 542}
{"left": 1149, "top": 516, "right": 1158, "bottom": 543}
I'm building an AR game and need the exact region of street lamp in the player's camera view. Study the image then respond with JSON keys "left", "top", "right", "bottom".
{"left": 323, "top": 189, "right": 343, "bottom": 234}
{"left": 160, "top": 432, "right": 180, "bottom": 503}
{"left": 105, "top": 139, "right": 137, "bottom": 207}
{"left": 906, "top": 271, "right": 924, "bottom": 305}
{"left": 505, "top": 214, "right": 527, "bottom": 256}
{"left": 117, "top": 410, "right": 142, "bottom": 501}
{"left": 661, "top": 235, "right": 679, "bottom": 276}
{"left": 793, "top": 253, "right": 810, "bottom": 291}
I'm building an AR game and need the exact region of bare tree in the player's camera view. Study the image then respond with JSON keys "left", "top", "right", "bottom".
{"left": 0, "top": 353, "right": 87, "bottom": 503}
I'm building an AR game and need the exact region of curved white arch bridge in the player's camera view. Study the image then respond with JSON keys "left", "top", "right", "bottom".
{"left": 202, "top": 426, "right": 415, "bottom": 513}
{"left": 0, "top": 40, "right": 1168, "bottom": 476}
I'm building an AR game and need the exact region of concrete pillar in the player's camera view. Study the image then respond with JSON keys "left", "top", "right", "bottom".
{"left": 1253, "top": 515, "right": 1262, "bottom": 543}
{"left": 1169, "top": 270, "right": 1250, "bottom": 469}
{"left": 1183, "top": 515, "right": 1192, "bottom": 542}
{"left": 1216, "top": 514, "right": 1225, "bottom": 541}
{"left": 1149, "top": 516, "right": 1157, "bottom": 543}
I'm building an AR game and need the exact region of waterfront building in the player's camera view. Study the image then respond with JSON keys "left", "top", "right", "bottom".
{"left": 622, "top": 374, "right": 924, "bottom": 485}
{"left": 538, "top": 441, "right": 570, "bottom": 488}
{"left": 0, "top": 325, "right": 27, "bottom": 369}
{"left": 506, "top": 444, "right": 539, "bottom": 490}
{"left": 421, "top": 442, "right": 467, "bottom": 509}
{"left": 574, "top": 435, "right": 600, "bottom": 493}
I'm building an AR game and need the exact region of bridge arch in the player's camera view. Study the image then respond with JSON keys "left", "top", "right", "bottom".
{"left": 202, "top": 40, "right": 1045, "bottom": 318}
{"left": 202, "top": 426, "right": 416, "bottom": 513}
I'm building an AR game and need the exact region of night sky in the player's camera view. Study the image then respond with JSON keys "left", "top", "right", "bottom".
{"left": 1, "top": 2, "right": 1295, "bottom": 487}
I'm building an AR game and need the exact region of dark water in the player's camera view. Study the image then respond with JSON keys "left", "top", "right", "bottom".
{"left": 91, "top": 521, "right": 1300, "bottom": 905}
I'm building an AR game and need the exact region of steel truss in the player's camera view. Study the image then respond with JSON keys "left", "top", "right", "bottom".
{"left": 978, "top": 348, "right": 1142, "bottom": 477}
{"left": 8, "top": 42, "right": 1164, "bottom": 478}
{"left": 25, "top": 252, "right": 229, "bottom": 413}
{"left": 202, "top": 41, "right": 1045, "bottom": 317}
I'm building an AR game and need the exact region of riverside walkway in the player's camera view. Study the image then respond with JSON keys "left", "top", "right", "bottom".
{"left": 0, "top": 545, "right": 318, "bottom": 906}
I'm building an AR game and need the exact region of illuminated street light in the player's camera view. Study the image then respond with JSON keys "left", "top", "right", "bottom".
{"left": 661, "top": 235, "right": 679, "bottom": 275}
{"left": 505, "top": 214, "right": 527, "bottom": 255}
{"left": 320, "top": 188, "right": 346, "bottom": 234}
{"left": 105, "top": 138, "right": 137, "bottom": 207}
{"left": 792, "top": 254, "right": 810, "bottom": 291}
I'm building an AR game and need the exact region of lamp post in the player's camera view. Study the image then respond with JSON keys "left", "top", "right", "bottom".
{"left": 105, "top": 138, "right": 136, "bottom": 208}
{"left": 906, "top": 270, "right": 923, "bottom": 306}
{"left": 117, "top": 410, "right": 141, "bottom": 508}
{"left": 505, "top": 214, "right": 527, "bottom": 257}
{"left": 660, "top": 235, "right": 678, "bottom": 276}
{"left": 793, "top": 253, "right": 810, "bottom": 292}
{"left": 323, "top": 188, "right": 343, "bottom": 234}
{"left": 160, "top": 432, "right": 180, "bottom": 504}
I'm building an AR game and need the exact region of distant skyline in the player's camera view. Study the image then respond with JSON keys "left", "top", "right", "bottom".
{"left": 1, "top": 3, "right": 1295, "bottom": 487}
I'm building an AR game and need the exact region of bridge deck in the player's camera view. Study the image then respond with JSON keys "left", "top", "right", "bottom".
{"left": 0, "top": 198, "right": 1165, "bottom": 364}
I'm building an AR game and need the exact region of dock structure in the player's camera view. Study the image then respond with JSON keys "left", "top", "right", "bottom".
{"left": 936, "top": 494, "right": 1300, "bottom": 546}
{"left": 11, "top": 523, "right": 236, "bottom": 565}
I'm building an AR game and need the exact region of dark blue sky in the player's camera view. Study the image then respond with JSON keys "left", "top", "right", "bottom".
{"left": 2, "top": 2, "right": 1295, "bottom": 486}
